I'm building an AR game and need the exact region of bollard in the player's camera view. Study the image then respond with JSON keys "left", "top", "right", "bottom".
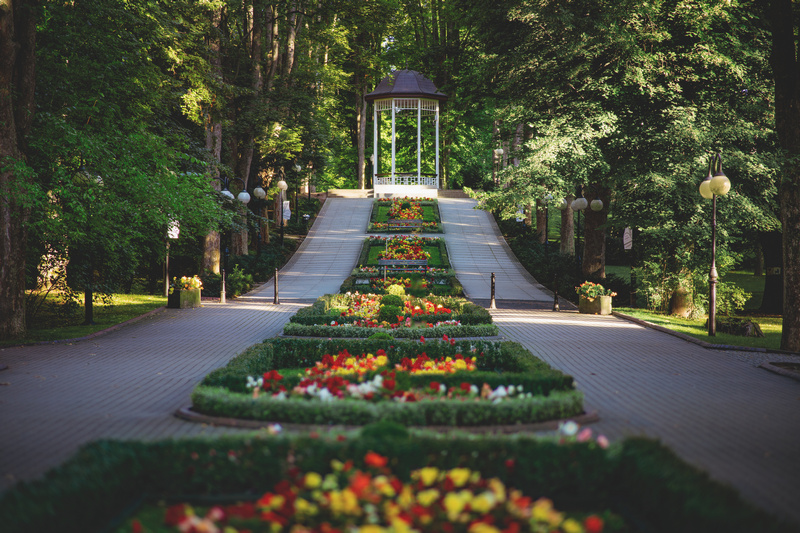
{"left": 552, "top": 274, "right": 559, "bottom": 312}
{"left": 220, "top": 267, "right": 226, "bottom": 304}
{"left": 490, "top": 272, "right": 496, "bottom": 309}
{"left": 273, "top": 267, "right": 279, "bottom": 305}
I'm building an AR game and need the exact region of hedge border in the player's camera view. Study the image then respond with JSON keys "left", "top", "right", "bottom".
{"left": 282, "top": 322, "right": 500, "bottom": 338}
{"left": 1, "top": 428, "right": 792, "bottom": 533}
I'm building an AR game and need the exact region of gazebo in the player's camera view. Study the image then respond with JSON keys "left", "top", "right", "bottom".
{"left": 365, "top": 70, "right": 447, "bottom": 198}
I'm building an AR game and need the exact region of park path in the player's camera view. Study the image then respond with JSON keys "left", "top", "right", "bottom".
{"left": 1, "top": 197, "right": 799, "bottom": 528}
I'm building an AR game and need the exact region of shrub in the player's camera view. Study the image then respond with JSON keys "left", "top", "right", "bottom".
{"left": 380, "top": 294, "right": 404, "bottom": 307}
{"left": 386, "top": 284, "right": 406, "bottom": 297}
{"left": 378, "top": 304, "right": 403, "bottom": 322}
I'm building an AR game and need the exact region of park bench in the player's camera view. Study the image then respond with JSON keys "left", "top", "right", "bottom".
{"left": 378, "top": 259, "right": 428, "bottom": 281}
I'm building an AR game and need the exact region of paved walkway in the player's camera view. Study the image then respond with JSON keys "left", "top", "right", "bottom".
{"left": 1, "top": 198, "right": 799, "bottom": 528}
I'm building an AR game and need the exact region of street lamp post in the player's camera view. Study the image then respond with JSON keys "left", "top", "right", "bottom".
{"left": 699, "top": 153, "right": 731, "bottom": 336}
{"left": 277, "top": 179, "right": 288, "bottom": 246}
{"left": 294, "top": 164, "right": 302, "bottom": 224}
{"left": 212, "top": 175, "right": 251, "bottom": 303}
{"left": 493, "top": 148, "right": 504, "bottom": 186}
{"left": 571, "top": 186, "right": 588, "bottom": 276}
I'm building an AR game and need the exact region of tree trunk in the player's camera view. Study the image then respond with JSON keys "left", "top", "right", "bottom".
{"left": 535, "top": 199, "right": 547, "bottom": 244}
{"left": 759, "top": 231, "right": 783, "bottom": 314}
{"left": 755, "top": 242, "right": 764, "bottom": 276}
{"left": 769, "top": 0, "right": 800, "bottom": 350}
{"left": 0, "top": 0, "right": 36, "bottom": 340}
{"left": 560, "top": 195, "right": 574, "bottom": 255}
{"left": 582, "top": 185, "right": 611, "bottom": 278}
{"left": 356, "top": 76, "right": 366, "bottom": 189}
{"left": 202, "top": 6, "right": 223, "bottom": 274}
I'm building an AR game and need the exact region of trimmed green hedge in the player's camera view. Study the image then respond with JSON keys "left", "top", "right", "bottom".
{"left": 191, "top": 386, "right": 584, "bottom": 426}
{"left": 289, "top": 301, "right": 490, "bottom": 326}
{"left": 282, "top": 322, "right": 499, "bottom": 338}
{"left": 1, "top": 427, "right": 792, "bottom": 533}
{"left": 202, "top": 339, "right": 563, "bottom": 392}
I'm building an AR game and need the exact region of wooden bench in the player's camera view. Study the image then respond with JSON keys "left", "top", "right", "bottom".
{"left": 378, "top": 259, "right": 428, "bottom": 281}
{"left": 387, "top": 218, "right": 423, "bottom": 231}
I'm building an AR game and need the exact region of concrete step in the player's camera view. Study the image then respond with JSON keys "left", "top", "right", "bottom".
{"left": 438, "top": 189, "right": 469, "bottom": 198}
{"left": 327, "top": 189, "right": 374, "bottom": 198}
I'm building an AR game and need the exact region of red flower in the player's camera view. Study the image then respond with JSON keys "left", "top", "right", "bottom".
{"left": 383, "top": 378, "right": 396, "bottom": 390}
{"left": 131, "top": 519, "right": 143, "bottom": 533}
{"left": 263, "top": 370, "right": 283, "bottom": 382}
{"left": 460, "top": 382, "right": 471, "bottom": 392}
{"left": 420, "top": 335, "right": 426, "bottom": 344}
{"left": 365, "top": 451, "right": 389, "bottom": 468}
{"left": 430, "top": 381, "right": 441, "bottom": 392}
{"left": 584, "top": 515, "right": 604, "bottom": 533}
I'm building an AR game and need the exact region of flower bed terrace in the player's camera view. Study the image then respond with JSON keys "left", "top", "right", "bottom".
{"left": 343, "top": 235, "right": 461, "bottom": 296}
{"left": 6, "top": 424, "right": 785, "bottom": 533}
{"left": 284, "top": 292, "right": 496, "bottom": 338}
{"left": 190, "top": 337, "right": 583, "bottom": 427}
{"left": 368, "top": 197, "right": 442, "bottom": 233}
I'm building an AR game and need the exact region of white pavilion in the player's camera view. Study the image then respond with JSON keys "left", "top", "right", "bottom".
{"left": 365, "top": 69, "right": 447, "bottom": 198}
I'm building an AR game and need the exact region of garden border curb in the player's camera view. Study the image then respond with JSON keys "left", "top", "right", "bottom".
{"left": 0, "top": 306, "right": 168, "bottom": 349}
{"left": 612, "top": 311, "right": 800, "bottom": 357}
{"left": 758, "top": 362, "right": 800, "bottom": 382}
{"left": 173, "top": 406, "right": 599, "bottom": 433}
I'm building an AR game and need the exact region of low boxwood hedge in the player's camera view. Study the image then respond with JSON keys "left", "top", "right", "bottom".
{"left": 282, "top": 322, "right": 499, "bottom": 338}
{"left": 190, "top": 386, "right": 584, "bottom": 426}
{"left": 201, "top": 339, "right": 565, "bottom": 393}
{"left": 1, "top": 426, "right": 792, "bottom": 533}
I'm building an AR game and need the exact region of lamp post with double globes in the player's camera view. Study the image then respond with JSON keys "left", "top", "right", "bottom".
{"left": 212, "top": 175, "right": 251, "bottom": 303}
{"left": 571, "top": 186, "right": 588, "bottom": 275}
{"left": 699, "top": 153, "right": 731, "bottom": 336}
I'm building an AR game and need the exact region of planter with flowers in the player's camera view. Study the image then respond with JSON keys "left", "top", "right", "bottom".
{"left": 167, "top": 275, "right": 203, "bottom": 309}
{"left": 576, "top": 282, "right": 616, "bottom": 315}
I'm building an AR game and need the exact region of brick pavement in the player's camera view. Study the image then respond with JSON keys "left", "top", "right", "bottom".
{"left": 1, "top": 196, "right": 799, "bottom": 528}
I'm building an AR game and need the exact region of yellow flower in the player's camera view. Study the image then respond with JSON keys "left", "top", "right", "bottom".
{"left": 468, "top": 524, "right": 500, "bottom": 533}
{"left": 443, "top": 492, "right": 467, "bottom": 521}
{"left": 415, "top": 467, "right": 440, "bottom": 487}
{"left": 487, "top": 478, "right": 505, "bottom": 503}
{"left": 448, "top": 468, "right": 472, "bottom": 488}
{"left": 294, "top": 498, "right": 318, "bottom": 517}
{"left": 470, "top": 492, "right": 496, "bottom": 514}
{"left": 304, "top": 472, "right": 322, "bottom": 489}
{"left": 397, "top": 486, "right": 415, "bottom": 509}
{"left": 562, "top": 518, "right": 584, "bottom": 533}
{"left": 416, "top": 488, "right": 440, "bottom": 508}
{"left": 374, "top": 475, "right": 396, "bottom": 497}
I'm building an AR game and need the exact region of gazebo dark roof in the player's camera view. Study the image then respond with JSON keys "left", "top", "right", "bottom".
{"left": 365, "top": 69, "right": 447, "bottom": 102}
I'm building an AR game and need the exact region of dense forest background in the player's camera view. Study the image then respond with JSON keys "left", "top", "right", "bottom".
{"left": 2, "top": 0, "right": 799, "bottom": 350}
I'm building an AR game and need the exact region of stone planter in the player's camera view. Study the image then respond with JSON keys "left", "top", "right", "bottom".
{"left": 167, "top": 288, "right": 202, "bottom": 309}
{"left": 578, "top": 295, "right": 612, "bottom": 315}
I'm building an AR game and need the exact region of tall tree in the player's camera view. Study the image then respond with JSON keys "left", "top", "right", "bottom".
{"left": 769, "top": 0, "right": 800, "bottom": 350}
{"left": 0, "top": 0, "right": 37, "bottom": 339}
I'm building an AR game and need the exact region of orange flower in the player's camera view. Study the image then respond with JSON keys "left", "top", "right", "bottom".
{"left": 365, "top": 451, "right": 389, "bottom": 468}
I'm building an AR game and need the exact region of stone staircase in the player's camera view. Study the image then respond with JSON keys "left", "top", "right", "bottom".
{"left": 327, "top": 189, "right": 374, "bottom": 198}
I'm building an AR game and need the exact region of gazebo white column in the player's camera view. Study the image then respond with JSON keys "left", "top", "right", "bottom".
{"left": 435, "top": 103, "right": 440, "bottom": 189}
{"left": 373, "top": 103, "right": 378, "bottom": 181}
{"left": 417, "top": 99, "right": 422, "bottom": 181}
{"left": 391, "top": 103, "right": 396, "bottom": 185}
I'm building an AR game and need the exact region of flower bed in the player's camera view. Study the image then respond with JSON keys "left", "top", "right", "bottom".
{"left": 191, "top": 338, "right": 581, "bottom": 426}
{"left": 351, "top": 236, "right": 459, "bottom": 295}
{"left": 369, "top": 197, "right": 443, "bottom": 233}
{"left": 3, "top": 424, "right": 785, "bottom": 533}
{"left": 285, "top": 293, "right": 493, "bottom": 337}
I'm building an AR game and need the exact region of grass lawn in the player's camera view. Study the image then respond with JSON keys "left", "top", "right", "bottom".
{"left": 1, "top": 293, "right": 167, "bottom": 347}
{"left": 614, "top": 307, "right": 783, "bottom": 351}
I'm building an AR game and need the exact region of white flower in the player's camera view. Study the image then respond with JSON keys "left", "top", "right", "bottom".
{"left": 318, "top": 388, "right": 335, "bottom": 401}
{"left": 273, "top": 391, "right": 287, "bottom": 401}
{"left": 559, "top": 421, "right": 579, "bottom": 437}
{"left": 508, "top": 385, "right": 516, "bottom": 395}
{"left": 488, "top": 386, "right": 507, "bottom": 401}
{"left": 470, "top": 385, "right": 479, "bottom": 395}
{"left": 439, "top": 383, "right": 447, "bottom": 394}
